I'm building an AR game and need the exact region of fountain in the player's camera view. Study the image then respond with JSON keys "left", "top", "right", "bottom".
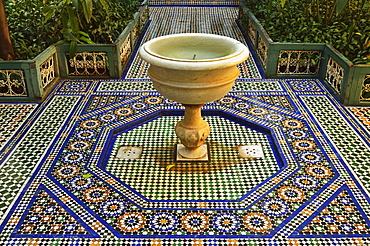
{"left": 139, "top": 33, "right": 249, "bottom": 162}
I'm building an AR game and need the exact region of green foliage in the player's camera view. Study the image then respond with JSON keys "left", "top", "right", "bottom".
{"left": 81, "top": 0, "right": 140, "bottom": 43}
{"left": 4, "top": 0, "right": 61, "bottom": 60}
{"left": 4, "top": 0, "right": 140, "bottom": 60}
{"left": 246, "top": 0, "right": 370, "bottom": 65}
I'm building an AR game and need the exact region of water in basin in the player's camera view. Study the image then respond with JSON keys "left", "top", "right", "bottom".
{"left": 158, "top": 46, "right": 234, "bottom": 60}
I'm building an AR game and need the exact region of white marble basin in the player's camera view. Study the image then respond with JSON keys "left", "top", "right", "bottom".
{"left": 139, "top": 33, "right": 249, "bottom": 105}
{"left": 139, "top": 33, "right": 249, "bottom": 160}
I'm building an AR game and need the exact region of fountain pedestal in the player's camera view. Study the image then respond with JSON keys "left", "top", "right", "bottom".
{"left": 139, "top": 33, "right": 249, "bottom": 163}
{"left": 175, "top": 104, "right": 210, "bottom": 159}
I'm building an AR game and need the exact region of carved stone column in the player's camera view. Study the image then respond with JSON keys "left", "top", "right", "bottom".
{"left": 175, "top": 104, "right": 210, "bottom": 159}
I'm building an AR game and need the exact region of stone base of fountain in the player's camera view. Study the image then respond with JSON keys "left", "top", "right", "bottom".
{"left": 173, "top": 104, "right": 211, "bottom": 160}
{"left": 175, "top": 143, "right": 210, "bottom": 162}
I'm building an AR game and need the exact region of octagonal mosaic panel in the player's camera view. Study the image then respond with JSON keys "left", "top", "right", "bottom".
{"left": 104, "top": 116, "right": 280, "bottom": 201}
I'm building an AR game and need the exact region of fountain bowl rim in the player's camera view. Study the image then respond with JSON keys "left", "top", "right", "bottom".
{"left": 139, "top": 33, "right": 250, "bottom": 71}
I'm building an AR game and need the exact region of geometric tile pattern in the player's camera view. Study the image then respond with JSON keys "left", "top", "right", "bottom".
{"left": 148, "top": 0, "right": 240, "bottom": 5}
{"left": 97, "top": 80, "right": 283, "bottom": 93}
{"left": 13, "top": 187, "right": 91, "bottom": 236}
{"left": 232, "top": 80, "right": 283, "bottom": 91}
{"left": 347, "top": 107, "right": 370, "bottom": 138}
{"left": 0, "top": 103, "right": 37, "bottom": 150}
{"left": 297, "top": 188, "right": 370, "bottom": 236}
{"left": 0, "top": 6, "right": 370, "bottom": 246}
{"left": 0, "top": 76, "right": 369, "bottom": 245}
{"left": 106, "top": 116, "right": 279, "bottom": 201}
{"left": 0, "top": 96, "right": 79, "bottom": 219}
{"left": 84, "top": 95, "right": 133, "bottom": 114}
{"left": 97, "top": 80, "right": 155, "bottom": 92}
{"left": 58, "top": 80, "right": 91, "bottom": 93}
{"left": 301, "top": 95, "right": 370, "bottom": 192}
{"left": 289, "top": 80, "right": 323, "bottom": 92}
{"left": 249, "top": 95, "right": 296, "bottom": 112}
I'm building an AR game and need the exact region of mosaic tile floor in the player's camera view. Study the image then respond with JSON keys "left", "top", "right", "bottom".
{"left": 147, "top": 0, "right": 240, "bottom": 6}
{"left": 0, "top": 6, "right": 370, "bottom": 246}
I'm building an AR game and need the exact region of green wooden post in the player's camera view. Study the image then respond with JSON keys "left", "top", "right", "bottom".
{"left": 33, "top": 45, "right": 59, "bottom": 98}
{"left": 114, "top": 24, "right": 133, "bottom": 77}
{"left": 345, "top": 65, "right": 370, "bottom": 105}
{"left": 265, "top": 43, "right": 278, "bottom": 78}
{"left": 322, "top": 45, "right": 353, "bottom": 104}
{"left": 131, "top": 13, "right": 141, "bottom": 50}
{"left": 0, "top": 60, "right": 37, "bottom": 101}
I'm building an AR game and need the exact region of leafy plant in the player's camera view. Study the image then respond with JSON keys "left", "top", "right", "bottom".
{"left": 42, "top": 0, "right": 109, "bottom": 57}
{"left": 246, "top": 0, "right": 370, "bottom": 65}
{"left": 4, "top": 0, "right": 61, "bottom": 59}
{"left": 4, "top": 0, "right": 140, "bottom": 60}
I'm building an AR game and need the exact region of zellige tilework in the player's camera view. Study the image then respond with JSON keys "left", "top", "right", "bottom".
{"left": 347, "top": 107, "right": 370, "bottom": 140}
{"left": 0, "top": 5, "right": 369, "bottom": 246}
{"left": 106, "top": 116, "right": 279, "bottom": 201}
{"left": 0, "top": 103, "right": 37, "bottom": 150}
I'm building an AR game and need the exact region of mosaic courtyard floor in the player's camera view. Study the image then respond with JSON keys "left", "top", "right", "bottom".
{"left": 0, "top": 5, "right": 370, "bottom": 246}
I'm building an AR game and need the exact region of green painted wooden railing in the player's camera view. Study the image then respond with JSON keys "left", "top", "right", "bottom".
{"left": 238, "top": 1, "right": 370, "bottom": 105}
{"left": 0, "top": 0, "right": 149, "bottom": 102}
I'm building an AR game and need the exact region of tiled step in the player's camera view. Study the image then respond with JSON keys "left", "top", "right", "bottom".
{"left": 124, "top": 7, "right": 261, "bottom": 79}
{"left": 148, "top": 0, "right": 240, "bottom": 5}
